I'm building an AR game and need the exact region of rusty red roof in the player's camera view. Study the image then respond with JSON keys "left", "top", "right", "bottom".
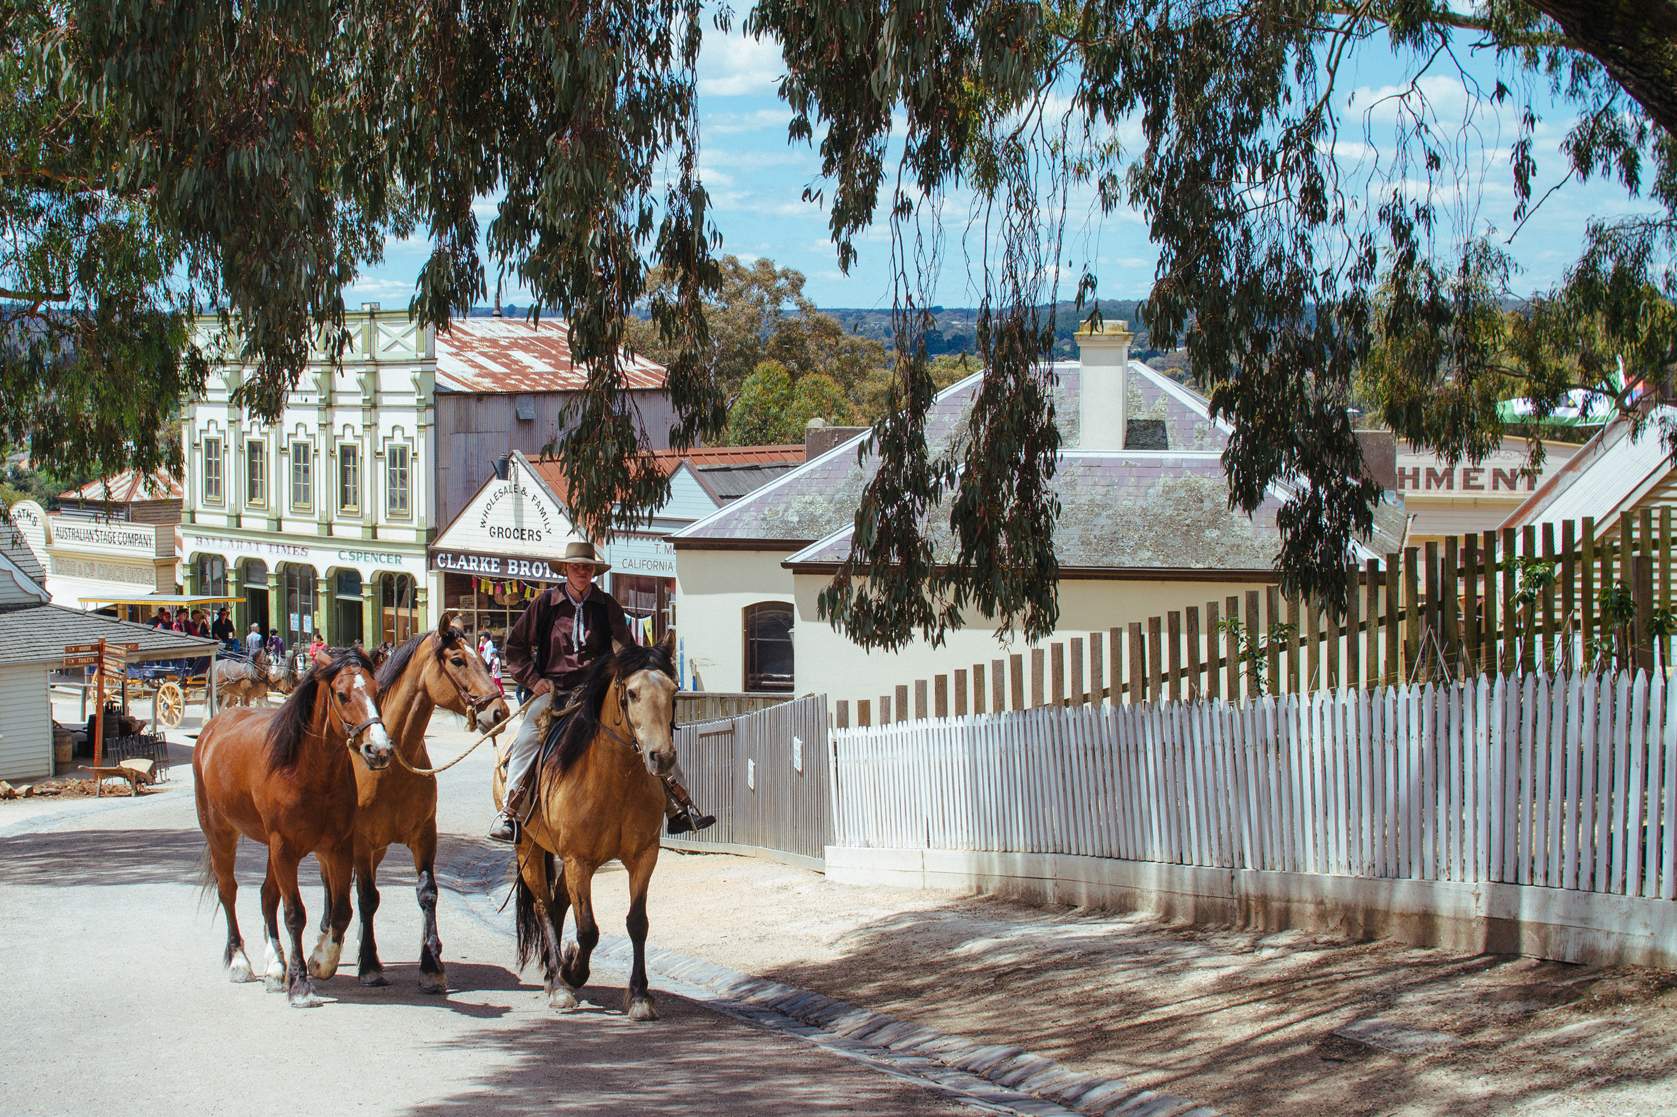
{"left": 434, "top": 317, "right": 667, "bottom": 393}
{"left": 58, "top": 469, "right": 182, "bottom": 504}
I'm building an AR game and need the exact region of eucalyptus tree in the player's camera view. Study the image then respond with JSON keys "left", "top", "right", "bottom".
{"left": 2, "top": 1, "right": 1673, "bottom": 650}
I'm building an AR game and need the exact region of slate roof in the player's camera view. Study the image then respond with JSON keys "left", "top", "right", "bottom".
{"left": 528, "top": 444, "right": 806, "bottom": 508}
{"left": 434, "top": 318, "right": 667, "bottom": 393}
{"left": 676, "top": 359, "right": 1405, "bottom": 572}
{"left": 58, "top": 469, "right": 182, "bottom": 504}
{"left": 691, "top": 463, "right": 805, "bottom": 503}
{"left": 0, "top": 604, "right": 218, "bottom": 666}
{"left": 0, "top": 521, "right": 45, "bottom": 584}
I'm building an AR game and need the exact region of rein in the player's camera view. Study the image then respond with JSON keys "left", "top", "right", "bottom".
{"left": 390, "top": 693, "right": 540, "bottom": 778}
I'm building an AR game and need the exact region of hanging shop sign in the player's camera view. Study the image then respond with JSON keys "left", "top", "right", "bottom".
{"left": 432, "top": 551, "right": 565, "bottom": 581}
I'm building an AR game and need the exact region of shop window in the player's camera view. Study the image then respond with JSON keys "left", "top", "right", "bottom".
{"left": 289, "top": 440, "right": 312, "bottom": 511}
{"left": 246, "top": 439, "right": 267, "bottom": 507}
{"left": 743, "top": 602, "right": 794, "bottom": 692}
{"left": 194, "top": 554, "right": 227, "bottom": 597}
{"left": 386, "top": 443, "right": 411, "bottom": 519}
{"left": 203, "top": 436, "right": 223, "bottom": 504}
{"left": 338, "top": 444, "right": 360, "bottom": 513}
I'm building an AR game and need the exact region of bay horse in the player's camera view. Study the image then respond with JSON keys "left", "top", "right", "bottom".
{"left": 194, "top": 647, "right": 393, "bottom": 1008}
{"left": 330, "top": 613, "right": 510, "bottom": 992}
{"left": 501, "top": 633, "right": 679, "bottom": 1021}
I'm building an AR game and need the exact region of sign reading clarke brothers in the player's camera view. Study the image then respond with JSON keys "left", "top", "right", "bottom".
{"left": 431, "top": 468, "right": 574, "bottom": 579}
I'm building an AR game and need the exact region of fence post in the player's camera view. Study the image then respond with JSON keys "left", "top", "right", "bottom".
{"left": 897, "top": 684, "right": 911, "bottom": 723}
{"left": 933, "top": 675, "right": 948, "bottom": 719}
{"left": 914, "top": 679, "right": 928, "bottom": 720}
{"left": 1148, "top": 616, "right": 1166, "bottom": 702}
{"left": 1501, "top": 528, "right": 1517, "bottom": 674}
{"left": 1107, "top": 627, "right": 1123, "bottom": 702}
{"left": 1345, "top": 570, "right": 1361, "bottom": 690}
{"left": 1128, "top": 622, "right": 1146, "bottom": 704}
{"left": 1287, "top": 592, "right": 1303, "bottom": 694}
{"left": 1223, "top": 596, "right": 1240, "bottom": 699}
{"left": 1520, "top": 525, "right": 1538, "bottom": 671}
{"left": 1423, "top": 541, "right": 1441, "bottom": 682}
{"left": 1306, "top": 598, "right": 1322, "bottom": 693}
{"left": 1069, "top": 637, "right": 1085, "bottom": 705}
{"left": 1364, "top": 559, "right": 1381, "bottom": 686}
{"left": 1405, "top": 547, "right": 1423, "bottom": 681}
{"left": 858, "top": 699, "right": 871, "bottom": 727}
{"left": 1480, "top": 530, "right": 1498, "bottom": 672}
{"left": 1243, "top": 591, "right": 1262, "bottom": 695}
{"left": 1203, "top": 604, "right": 1220, "bottom": 701}
{"left": 879, "top": 694, "right": 891, "bottom": 724}
{"left": 1540, "top": 523, "right": 1557, "bottom": 672}
{"left": 994, "top": 657, "right": 1008, "bottom": 712}
{"left": 972, "top": 663, "right": 986, "bottom": 715}
{"left": 1166, "top": 612, "right": 1182, "bottom": 703}
{"left": 1265, "top": 586, "right": 1282, "bottom": 693}
{"left": 1464, "top": 534, "right": 1481, "bottom": 674}
{"left": 1634, "top": 555, "right": 1656, "bottom": 674}
{"left": 1580, "top": 517, "right": 1595, "bottom": 664}
{"left": 1029, "top": 648, "right": 1045, "bottom": 708}
{"left": 1090, "top": 635, "right": 1106, "bottom": 703}
{"left": 951, "top": 670, "right": 966, "bottom": 718}
{"left": 835, "top": 700, "right": 849, "bottom": 729}
{"left": 1009, "top": 653, "right": 1025, "bottom": 711}
{"left": 1559, "top": 521, "right": 1576, "bottom": 673}
{"left": 1442, "top": 536, "right": 1459, "bottom": 676}
{"left": 1385, "top": 558, "right": 1401, "bottom": 685}
{"left": 1186, "top": 606, "right": 1203, "bottom": 700}
{"left": 1050, "top": 642, "right": 1066, "bottom": 706}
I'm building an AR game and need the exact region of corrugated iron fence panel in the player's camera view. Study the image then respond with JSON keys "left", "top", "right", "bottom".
{"left": 671, "top": 694, "right": 830, "bottom": 861}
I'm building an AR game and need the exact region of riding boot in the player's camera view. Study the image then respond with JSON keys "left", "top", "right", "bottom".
{"left": 661, "top": 774, "right": 716, "bottom": 835}
{"left": 488, "top": 781, "right": 528, "bottom": 843}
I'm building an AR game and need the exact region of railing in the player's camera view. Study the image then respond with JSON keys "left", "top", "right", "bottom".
{"left": 835, "top": 512, "right": 1676, "bottom": 727}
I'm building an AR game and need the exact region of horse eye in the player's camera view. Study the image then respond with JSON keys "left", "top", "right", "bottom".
{"left": 451, "top": 657, "right": 465, "bottom": 667}
{"left": 628, "top": 689, "right": 638, "bottom": 701}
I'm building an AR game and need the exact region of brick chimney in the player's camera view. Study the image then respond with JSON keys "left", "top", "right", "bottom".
{"left": 1075, "top": 320, "right": 1134, "bottom": 451}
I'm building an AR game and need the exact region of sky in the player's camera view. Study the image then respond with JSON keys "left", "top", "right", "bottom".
{"left": 345, "top": 18, "right": 1661, "bottom": 315}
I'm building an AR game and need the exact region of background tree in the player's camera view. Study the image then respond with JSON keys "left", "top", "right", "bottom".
{"left": 6, "top": 1, "right": 1677, "bottom": 651}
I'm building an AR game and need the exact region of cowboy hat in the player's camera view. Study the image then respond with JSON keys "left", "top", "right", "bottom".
{"left": 557, "top": 540, "right": 611, "bottom": 575}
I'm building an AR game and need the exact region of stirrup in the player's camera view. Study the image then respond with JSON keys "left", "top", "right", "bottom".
{"left": 487, "top": 810, "right": 518, "bottom": 843}
{"left": 666, "top": 809, "right": 716, "bottom": 836}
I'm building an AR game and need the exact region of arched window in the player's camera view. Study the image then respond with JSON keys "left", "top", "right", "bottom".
{"left": 743, "top": 602, "right": 794, "bottom": 692}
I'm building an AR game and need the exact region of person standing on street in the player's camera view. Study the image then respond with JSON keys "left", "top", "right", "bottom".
{"left": 490, "top": 540, "right": 714, "bottom": 842}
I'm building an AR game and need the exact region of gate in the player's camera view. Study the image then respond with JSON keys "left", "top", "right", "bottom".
{"left": 670, "top": 694, "right": 830, "bottom": 866}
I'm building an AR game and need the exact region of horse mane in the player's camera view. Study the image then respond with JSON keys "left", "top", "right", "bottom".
{"left": 550, "top": 642, "right": 676, "bottom": 776}
{"left": 374, "top": 624, "right": 465, "bottom": 697}
{"left": 268, "top": 646, "right": 377, "bottom": 768}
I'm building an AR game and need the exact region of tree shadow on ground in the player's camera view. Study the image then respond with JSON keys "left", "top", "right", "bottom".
{"left": 747, "top": 899, "right": 1677, "bottom": 1117}
{"left": 400, "top": 980, "right": 969, "bottom": 1117}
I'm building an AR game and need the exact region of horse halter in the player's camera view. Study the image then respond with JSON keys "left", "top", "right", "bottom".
{"left": 326, "top": 673, "right": 384, "bottom": 746}
{"left": 437, "top": 641, "right": 500, "bottom": 717}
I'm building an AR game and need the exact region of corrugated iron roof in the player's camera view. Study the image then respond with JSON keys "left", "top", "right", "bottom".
{"left": 528, "top": 444, "right": 806, "bottom": 507}
{"left": 434, "top": 318, "right": 668, "bottom": 393}
{"left": 59, "top": 469, "right": 182, "bottom": 504}
{"left": 0, "top": 603, "right": 218, "bottom": 666}
{"left": 1502, "top": 406, "right": 1676, "bottom": 533}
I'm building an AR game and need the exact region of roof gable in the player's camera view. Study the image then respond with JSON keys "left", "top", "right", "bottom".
{"left": 1502, "top": 407, "right": 1676, "bottom": 532}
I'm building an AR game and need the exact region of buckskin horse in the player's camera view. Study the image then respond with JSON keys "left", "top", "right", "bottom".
{"left": 501, "top": 634, "right": 680, "bottom": 1021}
{"left": 194, "top": 647, "right": 392, "bottom": 1008}
{"left": 331, "top": 613, "right": 509, "bottom": 992}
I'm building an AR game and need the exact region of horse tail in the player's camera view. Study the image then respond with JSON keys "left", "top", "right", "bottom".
{"left": 512, "top": 849, "right": 555, "bottom": 972}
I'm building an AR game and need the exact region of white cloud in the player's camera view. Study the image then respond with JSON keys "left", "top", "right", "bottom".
{"left": 698, "top": 28, "right": 784, "bottom": 97}
{"left": 708, "top": 107, "right": 795, "bottom": 136}
{"left": 345, "top": 277, "right": 416, "bottom": 305}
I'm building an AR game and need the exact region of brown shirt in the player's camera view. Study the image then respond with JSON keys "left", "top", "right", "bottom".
{"left": 504, "top": 583, "right": 633, "bottom": 692}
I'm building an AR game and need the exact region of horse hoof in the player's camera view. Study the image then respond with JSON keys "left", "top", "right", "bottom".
{"left": 548, "top": 987, "right": 578, "bottom": 1012}
{"left": 264, "top": 974, "right": 286, "bottom": 994}
{"left": 627, "top": 997, "right": 658, "bottom": 1022}
{"left": 227, "top": 954, "right": 256, "bottom": 983}
{"left": 418, "top": 972, "right": 447, "bottom": 995}
{"left": 288, "top": 992, "right": 323, "bottom": 1009}
{"left": 359, "top": 970, "right": 389, "bottom": 988}
{"left": 308, "top": 936, "right": 342, "bottom": 979}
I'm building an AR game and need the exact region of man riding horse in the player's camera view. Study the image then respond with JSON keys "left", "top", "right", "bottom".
{"left": 489, "top": 540, "right": 716, "bottom": 842}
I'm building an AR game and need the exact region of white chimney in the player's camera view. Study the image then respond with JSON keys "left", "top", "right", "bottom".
{"left": 1075, "top": 320, "right": 1133, "bottom": 451}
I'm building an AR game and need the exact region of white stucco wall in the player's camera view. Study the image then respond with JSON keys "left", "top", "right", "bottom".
{"left": 791, "top": 571, "right": 1277, "bottom": 708}
{"left": 674, "top": 547, "right": 795, "bottom": 692}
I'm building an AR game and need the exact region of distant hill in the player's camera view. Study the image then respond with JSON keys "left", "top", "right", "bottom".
{"left": 825, "top": 300, "right": 1160, "bottom": 358}
{"left": 472, "top": 298, "right": 1174, "bottom": 361}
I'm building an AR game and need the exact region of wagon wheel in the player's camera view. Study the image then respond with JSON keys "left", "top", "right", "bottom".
{"left": 155, "top": 681, "right": 186, "bottom": 728}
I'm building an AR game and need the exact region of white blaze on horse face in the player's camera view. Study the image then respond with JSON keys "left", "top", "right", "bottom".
{"left": 624, "top": 670, "right": 678, "bottom": 774}
{"left": 345, "top": 672, "right": 393, "bottom": 766}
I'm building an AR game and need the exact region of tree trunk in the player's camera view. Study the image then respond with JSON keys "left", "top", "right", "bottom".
{"left": 1531, "top": 1, "right": 1677, "bottom": 137}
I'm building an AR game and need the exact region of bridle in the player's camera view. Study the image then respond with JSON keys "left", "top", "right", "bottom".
{"left": 324, "top": 669, "right": 385, "bottom": 748}
{"left": 435, "top": 636, "right": 503, "bottom": 722}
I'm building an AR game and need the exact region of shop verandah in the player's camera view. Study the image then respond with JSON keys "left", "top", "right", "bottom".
{"left": 184, "top": 552, "right": 422, "bottom": 649}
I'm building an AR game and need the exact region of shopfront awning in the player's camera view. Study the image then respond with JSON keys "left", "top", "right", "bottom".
{"left": 72, "top": 591, "right": 243, "bottom": 611}
{"left": 46, "top": 575, "right": 163, "bottom": 609}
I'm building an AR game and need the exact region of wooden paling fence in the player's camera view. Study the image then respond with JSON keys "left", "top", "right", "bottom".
{"left": 835, "top": 512, "right": 1677, "bottom": 727}
{"left": 670, "top": 693, "right": 830, "bottom": 865}
{"left": 831, "top": 670, "right": 1677, "bottom": 901}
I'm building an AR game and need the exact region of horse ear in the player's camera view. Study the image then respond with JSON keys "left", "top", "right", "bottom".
{"left": 438, "top": 611, "right": 460, "bottom": 637}
{"left": 611, "top": 637, "right": 628, "bottom": 655}
{"left": 311, "top": 647, "right": 333, "bottom": 670}
{"left": 657, "top": 630, "right": 675, "bottom": 655}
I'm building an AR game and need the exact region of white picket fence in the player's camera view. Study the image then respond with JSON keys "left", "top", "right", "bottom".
{"left": 830, "top": 670, "right": 1677, "bottom": 900}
